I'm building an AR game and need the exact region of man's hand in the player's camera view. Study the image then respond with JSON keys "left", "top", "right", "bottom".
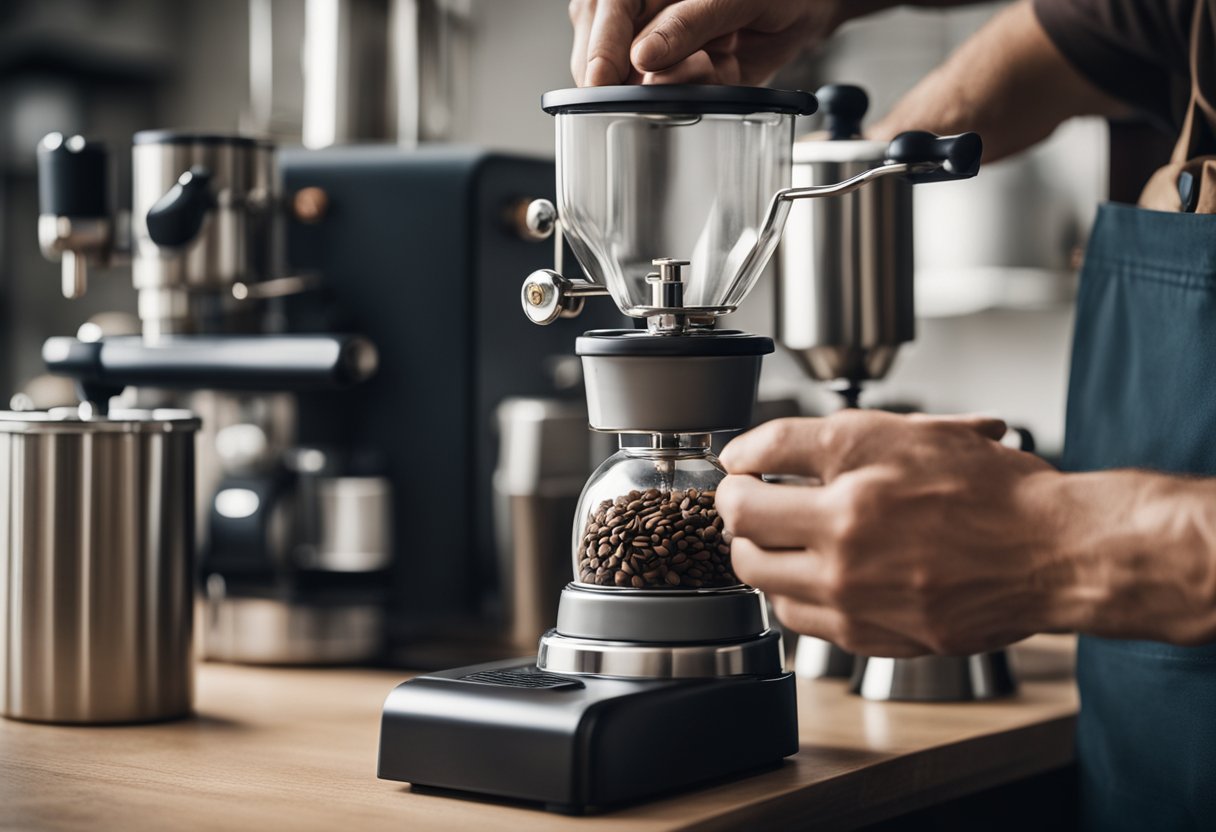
{"left": 567, "top": 0, "right": 851, "bottom": 87}
{"left": 716, "top": 411, "right": 1068, "bottom": 657}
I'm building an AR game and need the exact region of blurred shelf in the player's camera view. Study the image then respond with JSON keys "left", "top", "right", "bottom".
{"left": 916, "top": 266, "right": 1079, "bottom": 318}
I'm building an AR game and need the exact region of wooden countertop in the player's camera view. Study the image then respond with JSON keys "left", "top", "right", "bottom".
{"left": 2, "top": 637, "right": 1077, "bottom": 832}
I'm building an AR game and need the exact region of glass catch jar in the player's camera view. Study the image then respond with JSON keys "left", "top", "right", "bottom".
{"left": 572, "top": 435, "right": 741, "bottom": 591}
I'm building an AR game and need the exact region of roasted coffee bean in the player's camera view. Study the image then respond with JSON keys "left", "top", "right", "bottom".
{"left": 579, "top": 487, "right": 735, "bottom": 589}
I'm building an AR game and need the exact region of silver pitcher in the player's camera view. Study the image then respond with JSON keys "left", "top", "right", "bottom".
{"left": 0, "top": 407, "right": 199, "bottom": 723}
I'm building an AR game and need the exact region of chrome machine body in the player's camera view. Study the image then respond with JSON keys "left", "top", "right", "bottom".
{"left": 36, "top": 134, "right": 592, "bottom": 667}
{"left": 378, "top": 84, "right": 984, "bottom": 812}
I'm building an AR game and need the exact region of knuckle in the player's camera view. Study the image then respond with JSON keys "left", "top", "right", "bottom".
{"left": 568, "top": 0, "right": 591, "bottom": 22}
{"left": 770, "top": 595, "right": 797, "bottom": 629}
{"left": 730, "top": 542, "right": 760, "bottom": 585}
{"left": 829, "top": 481, "right": 873, "bottom": 555}
{"left": 833, "top": 620, "right": 865, "bottom": 654}
{"left": 713, "top": 474, "right": 741, "bottom": 512}
{"left": 818, "top": 560, "right": 851, "bottom": 609}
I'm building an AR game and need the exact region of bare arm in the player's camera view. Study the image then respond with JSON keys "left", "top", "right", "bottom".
{"left": 869, "top": 0, "right": 1131, "bottom": 162}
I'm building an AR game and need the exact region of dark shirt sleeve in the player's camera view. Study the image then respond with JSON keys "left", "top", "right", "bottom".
{"left": 1032, "top": 0, "right": 1195, "bottom": 128}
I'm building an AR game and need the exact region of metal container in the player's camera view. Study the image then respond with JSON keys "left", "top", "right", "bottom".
{"left": 131, "top": 132, "right": 277, "bottom": 337}
{"left": 777, "top": 137, "right": 914, "bottom": 384}
{"left": 850, "top": 653, "right": 1016, "bottom": 702}
{"left": 493, "top": 397, "right": 591, "bottom": 651}
{"left": 0, "top": 408, "right": 199, "bottom": 723}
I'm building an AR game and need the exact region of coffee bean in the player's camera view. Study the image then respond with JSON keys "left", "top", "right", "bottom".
{"left": 580, "top": 487, "right": 735, "bottom": 588}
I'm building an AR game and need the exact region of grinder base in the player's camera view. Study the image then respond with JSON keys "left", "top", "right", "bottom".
{"left": 377, "top": 658, "right": 798, "bottom": 813}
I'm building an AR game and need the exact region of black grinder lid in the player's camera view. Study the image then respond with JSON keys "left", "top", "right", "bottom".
{"left": 541, "top": 85, "right": 817, "bottom": 116}
{"left": 576, "top": 329, "right": 774, "bottom": 357}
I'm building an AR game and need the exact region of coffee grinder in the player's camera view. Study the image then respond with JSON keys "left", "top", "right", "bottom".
{"left": 377, "top": 85, "right": 982, "bottom": 812}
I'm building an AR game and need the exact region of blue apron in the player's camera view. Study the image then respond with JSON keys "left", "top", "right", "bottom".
{"left": 1062, "top": 201, "right": 1216, "bottom": 829}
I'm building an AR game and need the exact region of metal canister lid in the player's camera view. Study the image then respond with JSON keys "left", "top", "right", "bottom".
{"left": 0, "top": 407, "right": 200, "bottom": 434}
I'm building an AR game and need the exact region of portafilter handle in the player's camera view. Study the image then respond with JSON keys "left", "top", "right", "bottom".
{"left": 43, "top": 334, "right": 379, "bottom": 412}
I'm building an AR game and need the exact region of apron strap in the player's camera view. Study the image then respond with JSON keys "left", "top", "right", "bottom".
{"left": 1140, "top": 0, "right": 1216, "bottom": 213}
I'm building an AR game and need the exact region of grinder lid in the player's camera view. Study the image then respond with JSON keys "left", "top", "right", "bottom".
{"left": 542, "top": 85, "right": 817, "bottom": 116}
{"left": 577, "top": 329, "right": 774, "bottom": 357}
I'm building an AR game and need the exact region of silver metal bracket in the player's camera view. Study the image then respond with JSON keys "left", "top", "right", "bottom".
{"left": 520, "top": 269, "right": 610, "bottom": 325}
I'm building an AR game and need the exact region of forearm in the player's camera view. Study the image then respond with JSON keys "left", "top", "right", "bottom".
{"left": 1037, "top": 469, "right": 1216, "bottom": 646}
{"left": 866, "top": 0, "right": 1129, "bottom": 162}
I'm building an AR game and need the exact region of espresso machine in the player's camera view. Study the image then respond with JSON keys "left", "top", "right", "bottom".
{"left": 776, "top": 85, "right": 1016, "bottom": 700}
{"left": 378, "top": 84, "right": 983, "bottom": 812}
{"left": 36, "top": 132, "right": 606, "bottom": 665}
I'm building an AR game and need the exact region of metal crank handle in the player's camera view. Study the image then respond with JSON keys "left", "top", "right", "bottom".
{"left": 521, "top": 269, "right": 610, "bottom": 325}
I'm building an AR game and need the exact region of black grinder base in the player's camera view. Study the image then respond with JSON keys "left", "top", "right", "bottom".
{"left": 377, "top": 658, "right": 798, "bottom": 813}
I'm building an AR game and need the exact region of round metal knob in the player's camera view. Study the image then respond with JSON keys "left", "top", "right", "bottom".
{"left": 521, "top": 269, "right": 565, "bottom": 325}
{"left": 523, "top": 199, "right": 558, "bottom": 241}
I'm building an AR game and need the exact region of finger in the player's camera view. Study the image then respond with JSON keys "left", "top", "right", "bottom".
{"left": 585, "top": 0, "right": 649, "bottom": 85}
{"left": 641, "top": 50, "right": 720, "bottom": 84}
{"left": 631, "top": 0, "right": 755, "bottom": 73}
{"left": 569, "top": 0, "right": 595, "bottom": 85}
{"left": 770, "top": 597, "right": 929, "bottom": 658}
{"left": 920, "top": 413, "right": 1008, "bottom": 442}
{"left": 719, "top": 417, "right": 832, "bottom": 479}
{"left": 715, "top": 474, "right": 832, "bottom": 549}
{"left": 729, "top": 537, "right": 830, "bottom": 604}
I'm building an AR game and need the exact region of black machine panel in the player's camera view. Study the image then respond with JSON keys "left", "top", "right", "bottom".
{"left": 280, "top": 146, "right": 619, "bottom": 648}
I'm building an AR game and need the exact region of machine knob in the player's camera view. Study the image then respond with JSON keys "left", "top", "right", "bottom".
{"left": 146, "top": 166, "right": 215, "bottom": 248}
{"left": 522, "top": 269, "right": 575, "bottom": 325}
{"left": 523, "top": 199, "right": 558, "bottom": 241}
{"left": 520, "top": 269, "right": 612, "bottom": 325}
{"left": 816, "top": 85, "right": 869, "bottom": 141}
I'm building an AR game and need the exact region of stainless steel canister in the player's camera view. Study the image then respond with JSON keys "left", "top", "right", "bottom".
{"left": 0, "top": 408, "right": 199, "bottom": 723}
{"left": 776, "top": 138, "right": 915, "bottom": 384}
{"left": 493, "top": 398, "right": 592, "bottom": 652}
